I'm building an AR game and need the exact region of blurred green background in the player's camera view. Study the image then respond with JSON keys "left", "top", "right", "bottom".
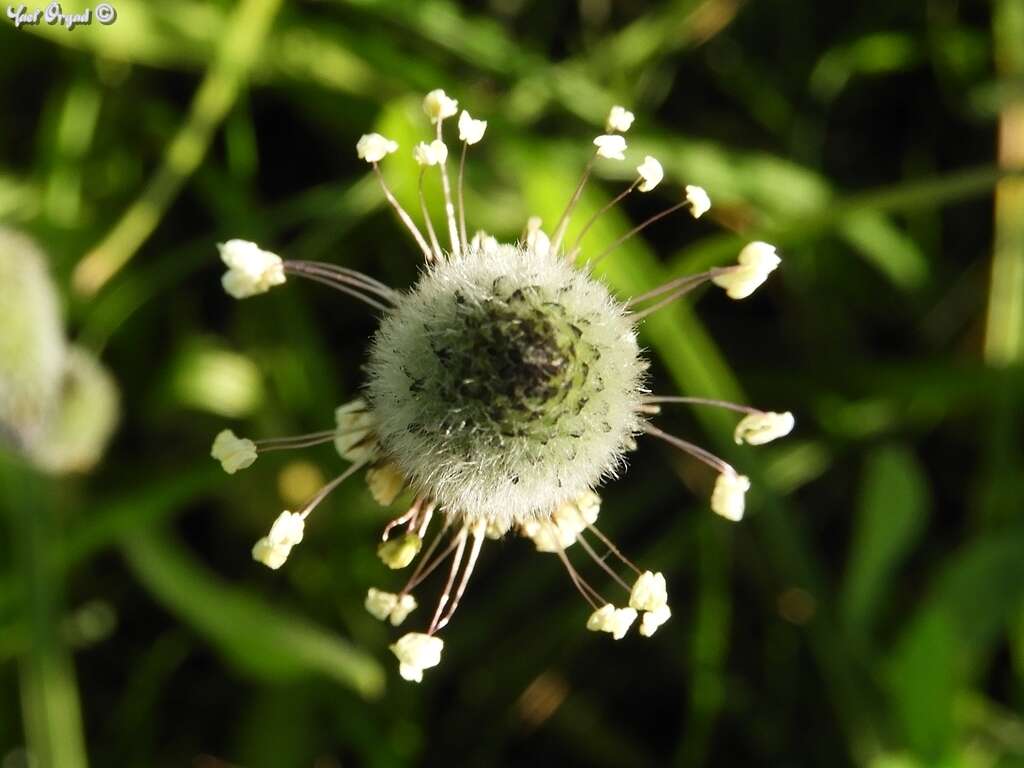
{"left": 2, "top": 0, "right": 1024, "bottom": 765}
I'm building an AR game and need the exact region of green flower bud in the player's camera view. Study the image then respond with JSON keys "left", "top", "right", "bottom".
{"left": 0, "top": 228, "right": 66, "bottom": 449}
{"left": 29, "top": 346, "right": 119, "bottom": 474}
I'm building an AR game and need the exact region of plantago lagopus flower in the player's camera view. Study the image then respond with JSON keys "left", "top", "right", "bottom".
{"left": 212, "top": 92, "right": 794, "bottom": 683}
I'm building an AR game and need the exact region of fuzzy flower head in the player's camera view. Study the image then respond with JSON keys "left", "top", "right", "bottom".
{"left": 212, "top": 91, "right": 791, "bottom": 684}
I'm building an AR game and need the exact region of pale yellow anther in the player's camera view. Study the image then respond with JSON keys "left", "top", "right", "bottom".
{"left": 734, "top": 411, "right": 795, "bottom": 445}
{"left": 711, "top": 472, "right": 750, "bottom": 522}
{"left": 356, "top": 133, "right": 399, "bottom": 163}
{"left": 211, "top": 429, "right": 257, "bottom": 474}
{"left": 377, "top": 532, "right": 422, "bottom": 569}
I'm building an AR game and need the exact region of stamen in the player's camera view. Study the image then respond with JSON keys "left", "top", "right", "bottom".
{"left": 575, "top": 533, "right": 633, "bottom": 591}
{"left": 417, "top": 170, "right": 444, "bottom": 262}
{"left": 435, "top": 122, "right": 462, "bottom": 257}
{"left": 402, "top": 517, "right": 454, "bottom": 594}
{"left": 285, "top": 260, "right": 399, "bottom": 301}
{"left": 383, "top": 497, "right": 422, "bottom": 541}
{"left": 416, "top": 501, "right": 436, "bottom": 538}
{"left": 642, "top": 423, "right": 736, "bottom": 476}
{"left": 428, "top": 528, "right": 468, "bottom": 634}
{"left": 642, "top": 395, "right": 759, "bottom": 415}
{"left": 588, "top": 198, "right": 690, "bottom": 267}
{"left": 549, "top": 155, "right": 596, "bottom": 257}
{"left": 585, "top": 524, "right": 643, "bottom": 576}
{"left": 554, "top": 547, "right": 603, "bottom": 610}
{"left": 433, "top": 523, "right": 485, "bottom": 632}
{"left": 625, "top": 270, "right": 718, "bottom": 307}
{"left": 298, "top": 458, "right": 370, "bottom": 521}
{"left": 457, "top": 142, "right": 469, "bottom": 252}
{"left": 628, "top": 278, "right": 714, "bottom": 321}
{"left": 372, "top": 162, "right": 434, "bottom": 262}
{"left": 283, "top": 262, "right": 394, "bottom": 312}
{"left": 566, "top": 179, "right": 639, "bottom": 262}
{"left": 255, "top": 430, "right": 337, "bottom": 453}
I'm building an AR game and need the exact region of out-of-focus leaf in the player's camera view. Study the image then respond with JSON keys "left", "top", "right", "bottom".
{"left": 888, "top": 607, "right": 957, "bottom": 761}
{"left": 811, "top": 32, "right": 922, "bottom": 101}
{"left": 121, "top": 529, "right": 385, "bottom": 698}
{"left": 888, "top": 527, "right": 1024, "bottom": 759}
{"left": 167, "top": 338, "right": 265, "bottom": 417}
{"left": 841, "top": 446, "right": 929, "bottom": 638}
{"left": 839, "top": 211, "right": 930, "bottom": 290}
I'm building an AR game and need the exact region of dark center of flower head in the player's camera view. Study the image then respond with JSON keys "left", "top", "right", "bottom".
{"left": 365, "top": 244, "right": 647, "bottom": 523}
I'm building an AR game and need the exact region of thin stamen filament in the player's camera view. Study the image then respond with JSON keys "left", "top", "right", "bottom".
{"left": 643, "top": 395, "right": 760, "bottom": 415}
{"left": 555, "top": 547, "right": 603, "bottom": 609}
{"left": 434, "top": 526, "right": 485, "bottom": 632}
{"left": 298, "top": 459, "right": 369, "bottom": 520}
{"left": 401, "top": 517, "right": 454, "bottom": 594}
{"left": 550, "top": 155, "right": 596, "bottom": 257}
{"left": 626, "top": 270, "right": 718, "bottom": 307}
{"left": 576, "top": 534, "right": 633, "bottom": 591}
{"left": 585, "top": 524, "right": 643, "bottom": 576}
{"left": 373, "top": 163, "right": 433, "bottom": 262}
{"left": 283, "top": 264, "right": 392, "bottom": 312}
{"left": 428, "top": 528, "right": 468, "bottom": 634}
{"left": 286, "top": 260, "right": 399, "bottom": 301}
{"left": 457, "top": 142, "right": 469, "bottom": 252}
{"left": 589, "top": 199, "right": 688, "bottom": 267}
{"left": 629, "top": 279, "right": 711, "bottom": 321}
{"left": 417, "top": 170, "right": 443, "bottom": 262}
{"left": 416, "top": 502, "right": 436, "bottom": 538}
{"left": 255, "top": 431, "right": 337, "bottom": 452}
{"left": 382, "top": 497, "right": 422, "bottom": 541}
{"left": 643, "top": 423, "right": 736, "bottom": 475}
{"left": 436, "top": 121, "right": 461, "bottom": 257}
{"left": 567, "top": 179, "right": 639, "bottom": 262}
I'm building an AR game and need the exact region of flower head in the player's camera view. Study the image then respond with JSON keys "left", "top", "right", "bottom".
{"left": 458, "top": 110, "right": 487, "bottom": 144}
{"left": 712, "top": 242, "right": 781, "bottom": 300}
{"left": 606, "top": 105, "right": 635, "bottom": 133}
{"left": 734, "top": 411, "right": 795, "bottom": 445}
{"left": 636, "top": 156, "right": 664, "bottom": 192}
{"left": 390, "top": 632, "right": 444, "bottom": 682}
{"left": 423, "top": 89, "right": 458, "bottom": 123}
{"left": 356, "top": 133, "right": 399, "bottom": 163}
{"left": 211, "top": 429, "right": 257, "bottom": 474}
{"left": 711, "top": 472, "right": 750, "bottom": 521}
{"left": 593, "top": 134, "right": 627, "bottom": 160}
{"left": 218, "top": 240, "right": 285, "bottom": 299}
{"left": 214, "top": 89, "right": 789, "bottom": 682}
{"left": 685, "top": 185, "right": 711, "bottom": 218}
